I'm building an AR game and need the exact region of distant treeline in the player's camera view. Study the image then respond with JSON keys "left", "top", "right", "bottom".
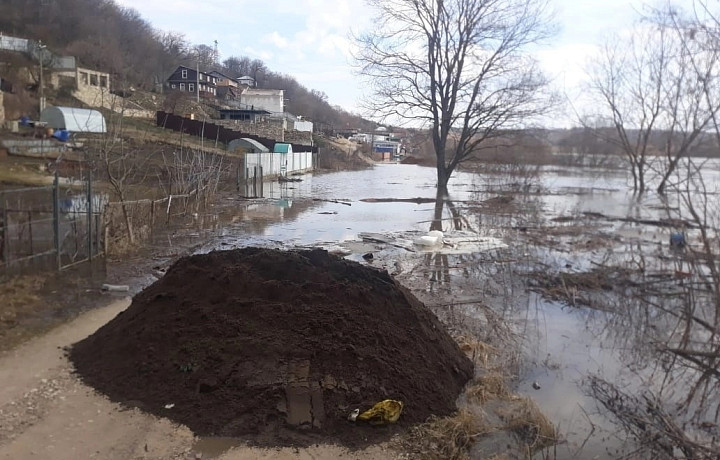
{"left": 0, "top": 0, "right": 374, "bottom": 131}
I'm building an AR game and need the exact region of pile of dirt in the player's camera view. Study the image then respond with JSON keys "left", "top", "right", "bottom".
{"left": 70, "top": 248, "right": 474, "bottom": 447}
{"left": 400, "top": 155, "right": 435, "bottom": 166}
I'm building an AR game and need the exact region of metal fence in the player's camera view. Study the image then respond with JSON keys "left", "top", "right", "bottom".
{"left": 244, "top": 151, "right": 314, "bottom": 178}
{"left": 0, "top": 172, "right": 103, "bottom": 278}
{"left": 156, "top": 111, "right": 318, "bottom": 154}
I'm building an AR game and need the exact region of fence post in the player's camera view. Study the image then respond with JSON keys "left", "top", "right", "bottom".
{"left": 52, "top": 171, "right": 60, "bottom": 270}
{"left": 236, "top": 159, "right": 241, "bottom": 192}
{"left": 2, "top": 196, "right": 8, "bottom": 265}
{"left": 253, "top": 166, "right": 257, "bottom": 196}
{"left": 28, "top": 210, "right": 33, "bottom": 255}
{"left": 259, "top": 166, "right": 263, "bottom": 197}
{"left": 87, "top": 168, "right": 93, "bottom": 262}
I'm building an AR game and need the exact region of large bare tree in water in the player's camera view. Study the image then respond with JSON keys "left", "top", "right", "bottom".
{"left": 356, "top": 0, "right": 554, "bottom": 195}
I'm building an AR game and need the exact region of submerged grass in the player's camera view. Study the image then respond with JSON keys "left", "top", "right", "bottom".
{"left": 495, "top": 396, "right": 558, "bottom": 455}
{"left": 399, "top": 409, "right": 490, "bottom": 460}
{"left": 466, "top": 372, "right": 511, "bottom": 404}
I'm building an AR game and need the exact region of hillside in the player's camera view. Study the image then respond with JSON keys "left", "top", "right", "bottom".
{"left": 0, "top": 0, "right": 374, "bottom": 131}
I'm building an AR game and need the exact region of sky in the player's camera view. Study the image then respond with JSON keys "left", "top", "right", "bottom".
{"left": 114, "top": 0, "right": 650, "bottom": 126}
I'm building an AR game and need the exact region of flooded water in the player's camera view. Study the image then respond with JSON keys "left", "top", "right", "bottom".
{"left": 109, "top": 161, "right": 720, "bottom": 458}
{"left": 182, "top": 164, "right": 637, "bottom": 457}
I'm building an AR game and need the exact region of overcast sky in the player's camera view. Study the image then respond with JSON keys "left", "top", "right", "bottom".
{"left": 115, "top": 0, "right": 650, "bottom": 125}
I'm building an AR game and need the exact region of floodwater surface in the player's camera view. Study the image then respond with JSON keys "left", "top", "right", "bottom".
{"left": 108, "top": 161, "right": 718, "bottom": 458}
{"left": 195, "top": 163, "right": 674, "bottom": 458}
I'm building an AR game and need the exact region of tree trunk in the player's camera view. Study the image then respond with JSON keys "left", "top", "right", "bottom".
{"left": 657, "top": 157, "right": 680, "bottom": 194}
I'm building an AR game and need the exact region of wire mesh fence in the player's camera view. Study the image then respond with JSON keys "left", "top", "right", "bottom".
{"left": 0, "top": 172, "right": 103, "bottom": 278}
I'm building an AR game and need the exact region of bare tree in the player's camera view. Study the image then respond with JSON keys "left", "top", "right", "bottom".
{"left": 586, "top": 26, "right": 673, "bottom": 193}
{"left": 96, "top": 111, "right": 149, "bottom": 245}
{"left": 191, "top": 44, "right": 216, "bottom": 70}
{"left": 356, "top": 0, "right": 554, "bottom": 195}
{"left": 587, "top": 6, "right": 720, "bottom": 194}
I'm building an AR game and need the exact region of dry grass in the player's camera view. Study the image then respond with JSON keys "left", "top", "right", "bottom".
{"left": 466, "top": 372, "right": 512, "bottom": 404}
{"left": 457, "top": 336, "right": 496, "bottom": 367}
{"left": 0, "top": 161, "right": 54, "bottom": 187}
{"left": 495, "top": 396, "right": 557, "bottom": 455}
{"left": 398, "top": 410, "right": 490, "bottom": 460}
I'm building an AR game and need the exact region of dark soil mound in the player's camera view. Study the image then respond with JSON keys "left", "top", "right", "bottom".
{"left": 70, "top": 248, "right": 473, "bottom": 446}
{"left": 400, "top": 155, "right": 435, "bottom": 166}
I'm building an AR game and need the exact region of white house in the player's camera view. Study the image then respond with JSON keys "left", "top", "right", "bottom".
{"left": 240, "top": 88, "right": 284, "bottom": 114}
{"left": 237, "top": 75, "right": 255, "bottom": 87}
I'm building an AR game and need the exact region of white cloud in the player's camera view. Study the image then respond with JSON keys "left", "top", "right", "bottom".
{"left": 264, "top": 31, "right": 290, "bottom": 49}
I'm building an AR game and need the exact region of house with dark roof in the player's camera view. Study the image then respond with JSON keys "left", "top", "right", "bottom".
{"left": 165, "top": 65, "right": 217, "bottom": 98}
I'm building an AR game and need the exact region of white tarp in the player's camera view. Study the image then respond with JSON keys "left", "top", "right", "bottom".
{"left": 40, "top": 106, "right": 106, "bottom": 133}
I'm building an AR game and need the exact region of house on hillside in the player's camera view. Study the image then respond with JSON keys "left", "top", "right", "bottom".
{"left": 165, "top": 65, "right": 217, "bottom": 98}
{"left": 286, "top": 114, "right": 313, "bottom": 133}
{"left": 218, "top": 106, "right": 271, "bottom": 122}
{"left": 237, "top": 75, "right": 255, "bottom": 87}
{"left": 209, "top": 71, "right": 240, "bottom": 101}
{"left": 240, "top": 88, "right": 284, "bottom": 114}
{"left": 209, "top": 70, "right": 238, "bottom": 88}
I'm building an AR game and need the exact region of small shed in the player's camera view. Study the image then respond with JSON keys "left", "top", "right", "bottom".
{"left": 228, "top": 138, "right": 270, "bottom": 153}
{"left": 40, "top": 106, "right": 106, "bottom": 133}
{"left": 273, "top": 143, "right": 292, "bottom": 154}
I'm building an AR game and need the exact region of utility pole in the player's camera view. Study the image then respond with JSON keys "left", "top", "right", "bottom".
{"left": 196, "top": 58, "right": 200, "bottom": 103}
{"left": 38, "top": 41, "right": 47, "bottom": 113}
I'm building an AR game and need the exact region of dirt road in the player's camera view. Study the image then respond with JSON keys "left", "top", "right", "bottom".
{"left": 0, "top": 298, "right": 397, "bottom": 460}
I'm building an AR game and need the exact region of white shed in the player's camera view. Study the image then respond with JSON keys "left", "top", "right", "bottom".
{"left": 40, "top": 106, "right": 106, "bottom": 133}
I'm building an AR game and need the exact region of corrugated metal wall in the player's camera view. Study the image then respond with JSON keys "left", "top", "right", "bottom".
{"left": 244, "top": 152, "right": 313, "bottom": 178}
{"left": 0, "top": 36, "right": 29, "bottom": 52}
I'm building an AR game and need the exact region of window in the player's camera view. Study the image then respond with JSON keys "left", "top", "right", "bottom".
{"left": 90, "top": 74, "right": 98, "bottom": 86}
{"left": 189, "top": 83, "right": 194, "bottom": 92}
{"left": 180, "top": 83, "right": 185, "bottom": 91}
{"left": 181, "top": 69, "right": 187, "bottom": 79}
{"left": 100, "top": 75, "right": 108, "bottom": 88}
{"left": 171, "top": 84, "right": 176, "bottom": 89}
{"left": 80, "top": 72, "right": 89, "bottom": 85}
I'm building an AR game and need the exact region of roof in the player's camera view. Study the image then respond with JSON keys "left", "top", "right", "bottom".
{"left": 228, "top": 138, "right": 270, "bottom": 153}
{"left": 218, "top": 107, "right": 271, "bottom": 115}
{"left": 242, "top": 88, "right": 284, "bottom": 97}
{"left": 273, "top": 143, "right": 292, "bottom": 154}
{"left": 208, "top": 70, "right": 234, "bottom": 80}
{"left": 169, "top": 65, "right": 215, "bottom": 78}
{"left": 40, "top": 106, "right": 106, "bottom": 133}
